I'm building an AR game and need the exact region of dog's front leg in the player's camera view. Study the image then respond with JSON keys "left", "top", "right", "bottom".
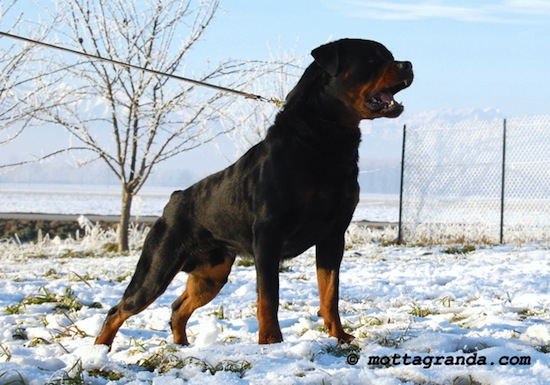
{"left": 253, "top": 230, "right": 283, "bottom": 344}
{"left": 316, "top": 233, "right": 355, "bottom": 344}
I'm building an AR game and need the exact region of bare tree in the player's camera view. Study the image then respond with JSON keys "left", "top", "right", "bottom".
{"left": 13, "top": 0, "right": 278, "bottom": 251}
{"left": 2, "top": 0, "right": 300, "bottom": 251}
{"left": 220, "top": 47, "right": 305, "bottom": 158}
{"left": 0, "top": 0, "right": 62, "bottom": 151}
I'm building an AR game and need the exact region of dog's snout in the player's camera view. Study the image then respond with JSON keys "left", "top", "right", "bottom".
{"left": 397, "top": 61, "right": 412, "bottom": 71}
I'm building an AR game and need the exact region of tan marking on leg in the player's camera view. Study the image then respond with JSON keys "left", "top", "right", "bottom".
{"left": 257, "top": 293, "right": 283, "bottom": 344}
{"left": 171, "top": 255, "right": 233, "bottom": 345}
{"left": 317, "top": 267, "right": 354, "bottom": 343}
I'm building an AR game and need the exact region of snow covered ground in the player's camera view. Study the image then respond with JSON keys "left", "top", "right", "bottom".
{"left": 0, "top": 224, "right": 549, "bottom": 384}
{"left": 0, "top": 184, "right": 549, "bottom": 384}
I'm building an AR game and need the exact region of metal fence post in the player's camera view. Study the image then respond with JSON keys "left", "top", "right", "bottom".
{"left": 500, "top": 118, "right": 507, "bottom": 244}
{"left": 397, "top": 124, "right": 407, "bottom": 244}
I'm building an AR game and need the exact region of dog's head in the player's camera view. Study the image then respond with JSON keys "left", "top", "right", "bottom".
{"left": 288, "top": 39, "right": 413, "bottom": 121}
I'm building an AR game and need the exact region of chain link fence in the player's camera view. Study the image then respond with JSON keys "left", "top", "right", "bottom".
{"left": 398, "top": 115, "right": 550, "bottom": 244}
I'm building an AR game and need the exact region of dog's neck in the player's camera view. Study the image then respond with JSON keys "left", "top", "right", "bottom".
{"left": 281, "top": 94, "right": 362, "bottom": 138}
{"left": 270, "top": 107, "right": 360, "bottom": 167}
{"left": 285, "top": 105, "right": 362, "bottom": 136}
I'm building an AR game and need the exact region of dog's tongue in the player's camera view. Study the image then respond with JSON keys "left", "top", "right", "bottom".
{"left": 379, "top": 92, "right": 395, "bottom": 104}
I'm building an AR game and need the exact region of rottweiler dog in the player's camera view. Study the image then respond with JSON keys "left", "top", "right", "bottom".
{"left": 95, "top": 38, "right": 413, "bottom": 348}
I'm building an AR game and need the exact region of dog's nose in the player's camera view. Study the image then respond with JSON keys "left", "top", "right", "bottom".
{"left": 397, "top": 61, "right": 412, "bottom": 71}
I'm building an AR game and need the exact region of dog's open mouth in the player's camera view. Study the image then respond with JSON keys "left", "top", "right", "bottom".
{"left": 365, "top": 79, "right": 412, "bottom": 115}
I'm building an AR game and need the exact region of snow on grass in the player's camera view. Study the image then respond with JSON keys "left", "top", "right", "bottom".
{"left": 0, "top": 228, "right": 549, "bottom": 384}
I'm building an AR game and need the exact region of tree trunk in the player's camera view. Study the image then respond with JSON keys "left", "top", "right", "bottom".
{"left": 119, "top": 188, "right": 133, "bottom": 252}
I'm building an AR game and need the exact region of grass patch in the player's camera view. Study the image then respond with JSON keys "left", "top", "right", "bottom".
{"left": 102, "top": 242, "right": 119, "bottom": 253}
{"left": 5, "top": 286, "right": 101, "bottom": 316}
{"left": 47, "top": 359, "right": 86, "bottom": 384}
{"left": 377, "top": 325, "right": 413, "bottom": 348}
{"left": 409, "top": 302, "right": 437, "bottom": 317}
{"left": 11, "top": 327, "right": 27, "bottom": 341}
{"left": 305, "top": 342, "right": 361, "bottom": 363}
{"left": 517, "top": 308, "right": 544, "bottom": 320}
{"left": 28, "top": 337, "right": 52, "bottom": 347}
{"left": 44, "top": 269, "right": 59, "bottom": 279}
{"left": 279, "top": 262, "right": 292, "bottom": 273}
{"left": 5, "top": 304, "right": 21, "bottom": 316}
{"left": 234, "top": 257, "right": 254, "bottom": 267}
{"left": 25, "top": 253, "right": 50, "bottom": 259}
{"left": 442, "top": 245, "right": 476, "bottom": 255}
{"left": 0, "top": 344, "right": 12, "bottom": 362}
{"left": 137, "top": 349, "right": 252, "bottom": 378}
{"left": 88, "top": 369, "right": 125, "bottom": 381}
{"left": 322, "top": 343, "right": 361, "bottom": 358}
{"left": 115, "top": 272, "right": 133, "bottom": 283}
{"left": 209, "top": 305, "right": 225, "bottom": 320}
{"left": 437, "top": 295, "right": 453, "bottom": 308}
{"left": 359, "top": 315, "right": 384, "bottom": 327}
{"left": 58, "top": 250, "right": 101, "bottom": 259}
{"left": 449, "top": 314, "right": 469, "bottom": 326}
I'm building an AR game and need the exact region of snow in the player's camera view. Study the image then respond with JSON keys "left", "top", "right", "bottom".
{"left": 0, "top": 185, "right": 549, "bottom": 384}
{"left": 0, "top": 232, "right": 549, "bottom": 384}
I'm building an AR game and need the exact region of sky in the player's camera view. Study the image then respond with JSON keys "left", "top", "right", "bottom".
{"left": 1, "top": 0, "right": 550, "bottom": 187}
{"left": 199, "top": 0, "right": 550, "bottom": 116}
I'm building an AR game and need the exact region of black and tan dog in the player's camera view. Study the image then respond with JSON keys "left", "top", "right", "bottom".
{"left": 95, "top": 38, "right": 413, "bottom": 348}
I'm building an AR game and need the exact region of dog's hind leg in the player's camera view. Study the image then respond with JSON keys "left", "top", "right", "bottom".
{"left": 315, "top": 233, "right": 355, "bottom": 344}
{"left": 170, "top": 253, "right": 234, "bottom": 345}
{"left": 95, "top": 218, "right": 187, "bottom": 348}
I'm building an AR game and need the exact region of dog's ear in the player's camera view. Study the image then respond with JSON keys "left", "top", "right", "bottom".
{"left": 311, "top": 41, "right": 340, "bottom": 77}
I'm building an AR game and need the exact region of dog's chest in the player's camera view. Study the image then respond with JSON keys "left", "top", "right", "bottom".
{"left": 302, "top": 176, "right": 357, "bottom": 219}
{"left": 279, "top": 185, "right": 357, "bottom": 259}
